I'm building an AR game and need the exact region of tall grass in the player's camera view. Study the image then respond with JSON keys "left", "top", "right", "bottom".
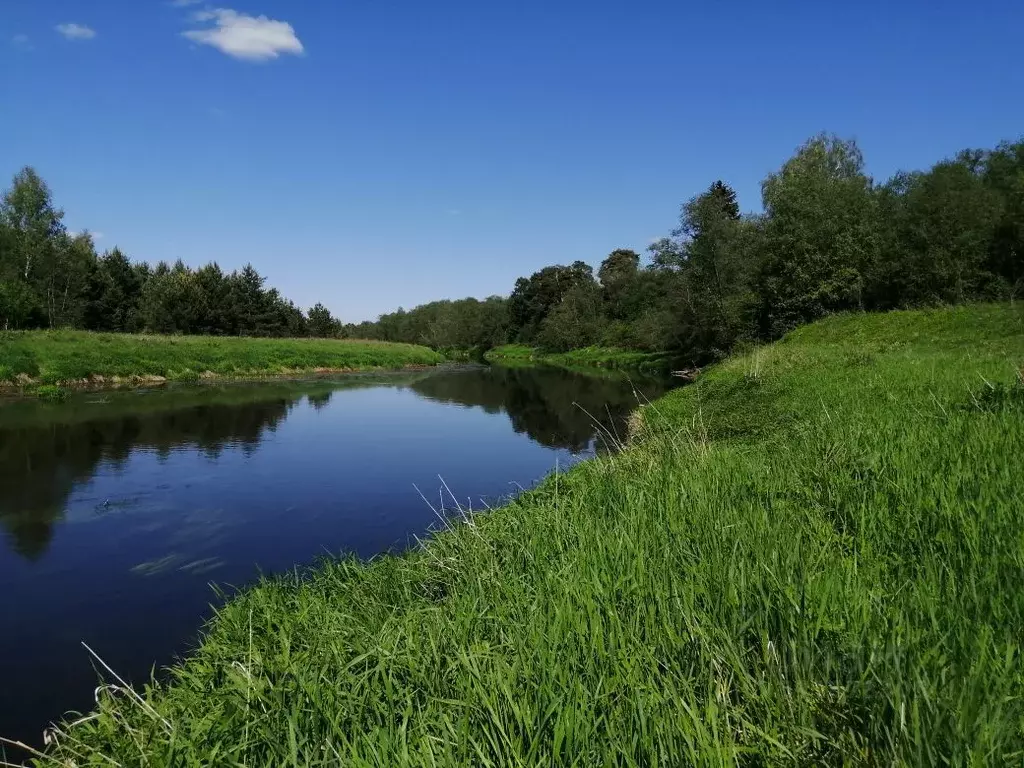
{"left": 22, "top": 303, "right": 1024, "bottom": 766}
{"left": 0, "top": 331, "right": 443, "bottom": 386}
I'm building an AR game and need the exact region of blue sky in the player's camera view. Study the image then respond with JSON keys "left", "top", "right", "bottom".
{"left": 2, "top": 0, "right": 1022, "bottom": 322}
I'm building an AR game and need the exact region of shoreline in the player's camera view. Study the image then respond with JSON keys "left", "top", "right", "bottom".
{"left": 484, "top": 344, "right": 672, "bottom": 373}
{"left": 0, "top": 330, "right": 446, "bottom": 398}
{"left": 23, "top": 304, "right": 1024, "bottom": 763}
{"left": 0, "top": 362, "right": 445, "bottom": 398}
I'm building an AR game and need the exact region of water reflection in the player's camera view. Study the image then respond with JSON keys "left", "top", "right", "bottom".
{"left": 408, "top": 366, "right": 660, "bottom": 452}
{"left": 0, "top": 379, "right": 397, "bottom": 560}
{"left": 2, "top": 401, "right": 285, "bottom": 558}
{"left": 308, "top": 390, "right": 334, "bottom": 411}
{"left": 0, "top": 364, "right": 672, "bottom": 752}
{"left": 0, "top": 367, "right": 667, "bottom": 562}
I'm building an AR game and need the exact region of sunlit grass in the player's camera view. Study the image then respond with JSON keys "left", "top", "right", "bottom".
{"left": 23, "top": 303, "right": 1024, "bottom": 766}
{"left": 0, "top": 330, "right": 443, "bottom": 387}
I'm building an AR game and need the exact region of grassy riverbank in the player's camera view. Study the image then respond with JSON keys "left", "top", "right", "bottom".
{"left": 485, "top": 343, "right": 670, "bottom": 372}
{"left": 30, "top": 303, "right": 1024, "bottom": 765}
{"left": 0, "top": 331, "right": 443, "bottom": 390}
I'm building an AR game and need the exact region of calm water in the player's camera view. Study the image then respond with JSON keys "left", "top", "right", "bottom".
{"left": 0, "top": 364, "right": 670, "bottom": 752}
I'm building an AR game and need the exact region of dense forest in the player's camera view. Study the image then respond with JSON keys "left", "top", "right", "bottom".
{"left": 3, "top": 133, "right": 1022, "bottom": 363}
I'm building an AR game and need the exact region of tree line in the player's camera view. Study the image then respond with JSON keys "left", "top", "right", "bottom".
{"left": 4, "top": 133, "right": 1022, "bottom": 361}
{"left": 363, "top": 134, "right": 1024, "bottom": 363}
{"left": 0, "top": 168, "right": 344, "bottom": 337}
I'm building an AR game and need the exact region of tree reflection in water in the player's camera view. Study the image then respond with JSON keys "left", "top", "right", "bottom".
{"left": 0, "top": 367, "right": 669, "bottom": 560}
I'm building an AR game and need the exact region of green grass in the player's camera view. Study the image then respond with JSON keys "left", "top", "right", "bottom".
{"left": 486, "top": 344, "right": 670, "bottom": 373}
{"left": 27, "top": 303, "right": 1024, "bottom": 765}
{"left": 0, "top": 331, "right": 444, "bottom": 388}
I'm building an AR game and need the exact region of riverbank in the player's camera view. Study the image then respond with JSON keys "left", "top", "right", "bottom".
{"left": 30, "top": 303, "right": 1024, "bottom": 764}
{"left": 0, "top": 331, "right": 444, "bottom": 393}
{"left": 484, "top": 343, "right": 670, "bottom": 373}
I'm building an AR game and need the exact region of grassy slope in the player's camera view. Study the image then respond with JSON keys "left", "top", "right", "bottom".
{"left": 486, "top": 343, "right": 670, "bottom": 372}
{"left": 35, "top": 304, "right": 1024, "bottom": 766}
{"left": 0, "top": 331, "right": 443, "bottom": 386}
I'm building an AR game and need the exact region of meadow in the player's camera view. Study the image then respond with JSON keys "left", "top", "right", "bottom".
{"left": 0, "top": 330, "right": 443, "bottom": 389}
{"left": 23, "top": 303, "right": 1024, "bottom": 766}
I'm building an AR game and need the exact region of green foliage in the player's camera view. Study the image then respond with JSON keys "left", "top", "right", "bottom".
{"left": 37, "top": 304, "right": 1024, "bottom": 765}
{"left": 307, "top": 302, "right": 341, "bottom": 338}
{"left": 669, "top": 181, "right": 755, "bottom": 357}
{"left": 3, "top": 133, "right": 1022, "bottom": 391}
{"left": 354, "top": 133, "right": 1024, "bottom": 370}
{"left": 84, "top": 248, "right": 146, "bottom": 332}
{"left": 1, "top": 168, "right": 65, "bottom": 287}
{"left": 485, "top": 344, "right": 668, "bottom": 373}
{"left": 31, "top": 384, "right": 66, "bottom": 401}
{"left": 9, "top": 130, "right": 1023, "bottom": 368}
{"left": 363, "top": 296, "right": 510, "bottom": 350}
{"left": 981, "top": 140, "right": 1024, "bottom": 295}
{"left": 755, "top": 134, "right": 878, "bottom": 335}
{"left": 0, "top": 278, "right": 37, "bottom": 330}
{"left": 0, "top": 331, "right": 443, "bottom": 386}
{"left": 139, "top": 260, "right": 207, "bottom": 334}
{"left": 483, "top": 343, "right": 535, "bottom": 362}
{"left": 597, "top": 248, "right": 640, "bottom": 319}
{"left": 542, "top": 346, "right": 670, "bottom": 373}
{"left": 536, "top": 282, "right": 604, "bottom": 352}
{"left": 0, "top": 168, "right": 335, "bottom": 338}
{"left": 887, "top": 159, "right": 1001, "bottom": 304}
{"left": 508, "top": 261, "right": 595, "bottom": 343}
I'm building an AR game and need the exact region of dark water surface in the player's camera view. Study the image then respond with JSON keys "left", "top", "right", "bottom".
{"left": 0, "top": 364, "right": 669, "bottom": 752}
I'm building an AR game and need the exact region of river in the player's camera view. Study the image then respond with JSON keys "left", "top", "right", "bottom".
{"left": 0, "top": 364, "right": 670, "bottom": 753}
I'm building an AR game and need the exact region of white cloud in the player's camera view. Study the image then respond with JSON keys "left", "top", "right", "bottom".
{"left": 56, "top": 23, "right": 97, "bottom": 40}
{"left": 182, "top": 8, "right": 303, "bottom": 61}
